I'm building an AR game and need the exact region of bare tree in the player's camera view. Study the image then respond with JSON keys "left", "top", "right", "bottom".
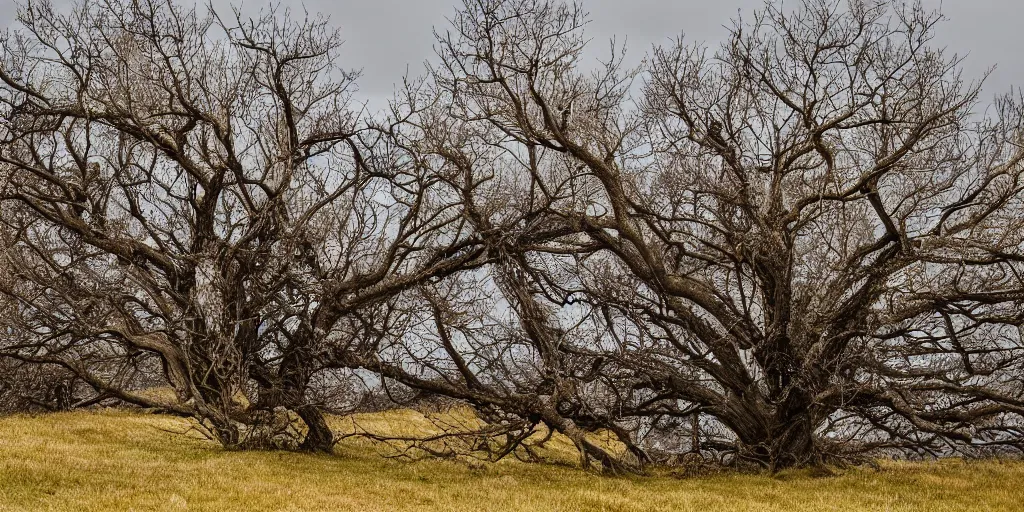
{"left": 2, "top": 0, "right": 1022, "bottom": 472}
{"left": 0, "top": 0, "right": 485, "bottom": 450}
{"left": 424, "top": 0, "right": 1024, "bottom": 469}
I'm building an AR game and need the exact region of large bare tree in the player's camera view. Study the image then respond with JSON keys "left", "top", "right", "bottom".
{"left": 420, "top": 0, "right": 1024, "bottom": 469}
{"left": 2, "top": 0, "right": 1022, "bottom": 472}
{"left": 0, "top": 0, "right": 485, "bottom": 450}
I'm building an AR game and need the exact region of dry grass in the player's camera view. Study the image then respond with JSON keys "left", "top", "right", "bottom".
{"left": 0, "top": 409, "right": 1021, "bottom": 511}
{"left": 330, "top": 407, "right": 623, "bottom": 463}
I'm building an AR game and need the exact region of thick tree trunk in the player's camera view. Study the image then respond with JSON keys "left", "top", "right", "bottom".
{"left": 721, "top": 392, "right": 818, "bottom": 471}
{"left": 273, "top": 339, "right": 335, "bottom": 453}
{"left": 297, "top": 404, "right": 334, "bottom": 453}
{"left": 765, "top": 408, "right": 816, "bottom": 471}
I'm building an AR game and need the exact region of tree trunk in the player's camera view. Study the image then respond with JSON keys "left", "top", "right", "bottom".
{"left": 273, "top": 339, "right": 335, "bottom": 453}
{"left": 297, "top": 404, "right": 334, "bottom": 453}
{"left": 721, "top": 392, "right": 818, "bottom": 471}
{"left": 207, "top": 415, "right": 242, "bottom": 448}
{"left": 766, "top": 408, "right": 816, "bottom": 471}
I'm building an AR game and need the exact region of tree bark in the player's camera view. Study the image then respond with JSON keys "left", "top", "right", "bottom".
{"left": 720, "top": 391, "right": 818, "bottom": 471}
{"left": 297, "top": 404, "right": 335, "bottom": 453}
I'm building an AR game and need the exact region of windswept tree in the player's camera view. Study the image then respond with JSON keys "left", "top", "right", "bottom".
{"left": 2, "top": 0, "right": 1022, "bottom": 472}
{"left": 425, "top": 0, "right": 1024, "bottom": 469}
{"left": 0, "top": 0, "right": 484, "bottom": 450}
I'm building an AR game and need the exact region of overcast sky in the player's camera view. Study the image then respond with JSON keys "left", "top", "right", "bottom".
{"left": 2, "top": 0, "right": 1022, "bottom": 107}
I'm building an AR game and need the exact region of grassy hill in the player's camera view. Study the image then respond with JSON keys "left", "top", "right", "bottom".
{"left": 0, "top": 409, "right": 1021, "bottom": 511}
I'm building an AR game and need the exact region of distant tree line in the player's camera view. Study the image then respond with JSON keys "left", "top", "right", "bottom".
{"left": 1, "top": 0, "right": 1022, "bottom": 472}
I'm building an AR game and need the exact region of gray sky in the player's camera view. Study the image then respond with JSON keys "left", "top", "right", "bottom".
{"left": 1, "top": 0, "right": 1022, "bottom": 106}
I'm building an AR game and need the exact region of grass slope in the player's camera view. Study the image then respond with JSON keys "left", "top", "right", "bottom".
{"left": 0, "top": 410, "right": 1021, "bottom": 511}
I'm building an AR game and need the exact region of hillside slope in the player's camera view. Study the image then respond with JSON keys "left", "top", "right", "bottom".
{"left": 0, "top": 410, "right": 1021, "bottom": 511}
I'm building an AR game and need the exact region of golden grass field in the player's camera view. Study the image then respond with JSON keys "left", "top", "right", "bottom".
{"left": 0, "top": 409, "right": 1022, "bottom": 511}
